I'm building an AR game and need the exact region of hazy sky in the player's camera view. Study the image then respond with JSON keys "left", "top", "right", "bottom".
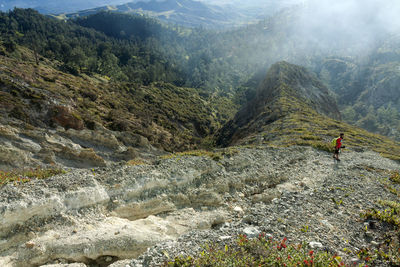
{"left": 292, "top": 0, "right": 400, "bottom": 54}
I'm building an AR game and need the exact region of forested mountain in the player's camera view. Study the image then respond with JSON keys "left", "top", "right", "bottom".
{"left": 64, "top": 0, "right": 304, "bottom": 29}
{"left": 65, "top": 0, "right": 244, "bottom": 29}
{"left": 1, "top": 2, "right": 400, "bottom": 144}
{"left": 2, "top": 4, "right": 400, "bottom": 267}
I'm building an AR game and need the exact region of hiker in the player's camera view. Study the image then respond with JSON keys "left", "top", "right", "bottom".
{"left": 333, "top": 133, "right": 345, "bottom": 161}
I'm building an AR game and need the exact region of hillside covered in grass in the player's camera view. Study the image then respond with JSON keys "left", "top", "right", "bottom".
{"left": 218, "top": 62, "right": 400, "bottom": 162}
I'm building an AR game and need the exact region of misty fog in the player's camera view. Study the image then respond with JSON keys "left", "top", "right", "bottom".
{"left": 294, "top": 0, "right": 400, "bottom": 55}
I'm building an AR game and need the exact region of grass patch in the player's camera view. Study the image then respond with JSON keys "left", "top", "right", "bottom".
{"left": 164, "top": 234, "right": 356, "bottom": 266}
{"left": 0, "top": 168, "right": 65, "bottom": 187}
{"left": 390, "top": 171, "right": 400, "bottom": 184}
{"left": 257, "top": 107, "right": 400, "bottom": 161}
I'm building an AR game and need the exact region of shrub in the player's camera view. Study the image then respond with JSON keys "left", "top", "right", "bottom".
{"left": 361, "top": 172, "right": 400, "bottom": 266}
{"left": 165, "top": 235, "right": 351, "bottom": 266}
{"left": 0, "top": 168, "right": 65, "bottom": 187}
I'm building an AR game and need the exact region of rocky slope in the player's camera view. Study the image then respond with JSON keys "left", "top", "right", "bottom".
{"left": 0, "top": 49, "right": 235, "bottom": 169}
{"left": 0, "top": 145, "right": 399, "bottom": 267}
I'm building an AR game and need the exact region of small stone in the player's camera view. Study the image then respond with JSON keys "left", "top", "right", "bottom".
{"left": 219, "top": 236, "right": 232, "bottom": 241}
{"left": 350, "top": 258, "right": 360, "bottom": 265}
{"left": 25, "top": 241, "right": 36, "bottom": 249}
{"left": 222, "top": 222, "right": 231, "bottom": 228}
{"left": 242, "top": 215, "right": 253, "bottom": 224}
{"left": 365, "top": 231, "right": 373, "bottom": 238}
{"left": 197, "top": 220, "right": 210, "bottom": 229}
{"left": 371, "top": 241, "right": 379, "bottom": 246}
{"left": 105, "top": 256, "right": 113, "bottom": 262}
{"left": 309, "top": 241, "right": 323, "bottom": 249}
{"left": 320, "top": 220, "right": 334, "bottom": 230}
{"left": 243, "top": 226, "right": 260, "bottom": 238}
{"left": 212, "top": 214, "right": 226, "bottom": 226}
{"left": 233, "top": 206, "right": 243, "bottom": 213}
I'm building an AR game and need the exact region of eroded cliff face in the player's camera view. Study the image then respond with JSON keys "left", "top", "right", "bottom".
{"left": 1, "top": 146, "right": 399, "bottom": 267}
{"left": 0, "top": 121, "right": 158, "bottom": 170}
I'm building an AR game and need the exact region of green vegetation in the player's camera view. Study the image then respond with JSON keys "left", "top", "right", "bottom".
{"left": 360, "top": 171, "right": 400, "bottom": 266}
{"left": 273, "top": 109, "right": 400, "bottom": 162}
{"left": 0, "top": 8, "right": 399, "bottom": 157}
{"left": 0, "top": 9, "right": 260, "bottom": 92}
{"left": 165, "top": 234, "right": 355, "bottom": 266}
{"left": 0, "top": 50, "right": 236, "bottom": 151}
{"left": 0, "top": 168, "right": 66, "bottom": 187}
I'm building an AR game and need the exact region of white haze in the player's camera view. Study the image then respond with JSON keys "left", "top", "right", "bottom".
{"left": 294, "top": 0, "right": 400, "bottom": 55}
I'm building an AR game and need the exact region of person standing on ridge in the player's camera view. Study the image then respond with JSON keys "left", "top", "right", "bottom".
{"left": 333, "top": 133, "right": 345, "bottom": 161}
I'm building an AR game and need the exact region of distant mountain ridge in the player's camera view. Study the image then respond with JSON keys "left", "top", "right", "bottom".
{"left": 63, "top": 0, "right": 247, "bottom": 29}
{"left": 0, "top": 0, "right": 131, "bottom": 14}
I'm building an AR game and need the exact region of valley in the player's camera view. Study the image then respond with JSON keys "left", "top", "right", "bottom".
{"left": 0, "top": 1, "right": 400, "bottom": 266}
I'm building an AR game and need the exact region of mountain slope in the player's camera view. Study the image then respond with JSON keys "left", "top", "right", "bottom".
{"left": 0, "top": 44, "right": 236, "bottom": 169}
{"left": 217, "top": 62, "right": 400, "bottom": 162}
{"left": 217, "top": 61, "right": 340, "bottom": 146}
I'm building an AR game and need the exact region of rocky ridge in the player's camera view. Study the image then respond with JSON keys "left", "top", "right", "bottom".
{"left": 217, "top": 61, "right": 340, "bottom": 146}
{"left": 1, "top": 145, "right": 399, "bottom": 266}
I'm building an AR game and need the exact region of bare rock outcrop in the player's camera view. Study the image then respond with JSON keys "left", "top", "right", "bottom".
{"left": 1, "top": 146, "right": 398, "bottom": 267}
{"left": 0, "top": 119, "right": 157, "bottom": 170}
